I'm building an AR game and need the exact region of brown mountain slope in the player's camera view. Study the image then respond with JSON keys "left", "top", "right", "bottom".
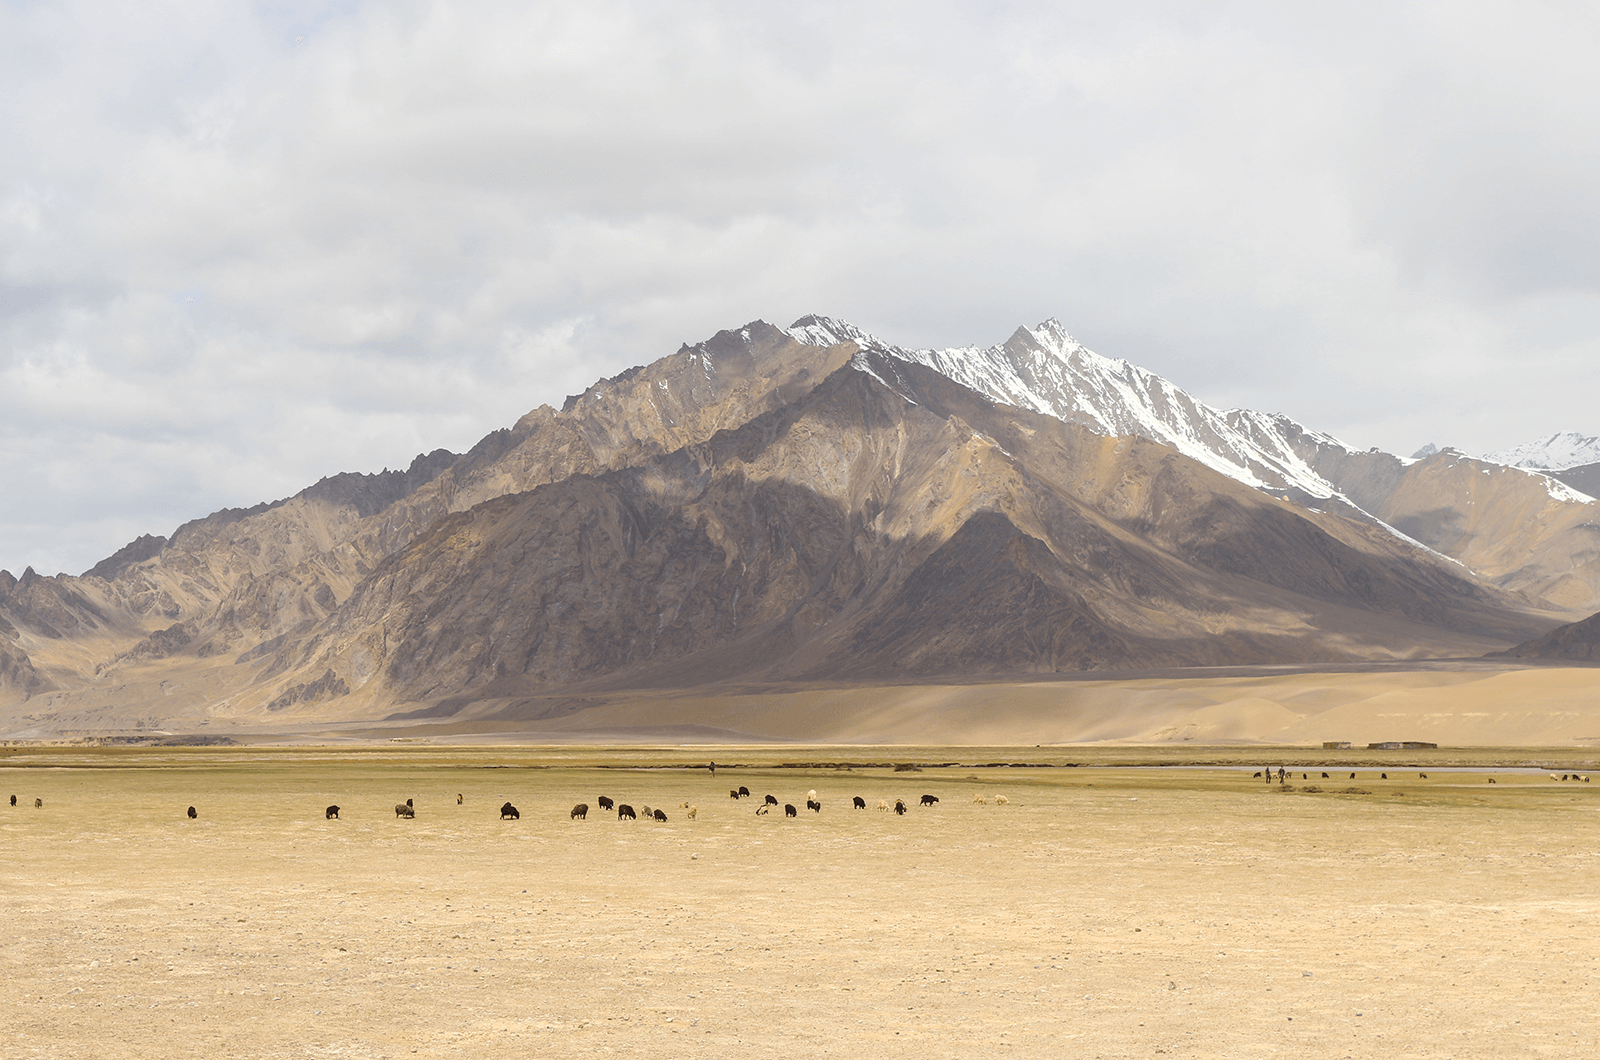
{"left": 1490, "top": 610, "right": 1600, "bottom": 661}
{"left": 232, "top": 358, "right": 1546, "bottom": 723}
{"left": 0, "top": 323, "right": 857, "bottom": 700}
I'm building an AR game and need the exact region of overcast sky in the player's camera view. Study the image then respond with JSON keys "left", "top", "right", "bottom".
{"left": 4, "top": 0, "right": 1599, "bottom": 576}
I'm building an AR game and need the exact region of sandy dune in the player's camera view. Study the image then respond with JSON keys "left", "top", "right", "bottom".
{"left": 338, "top": 663, "right": 1600, "bottom": 747}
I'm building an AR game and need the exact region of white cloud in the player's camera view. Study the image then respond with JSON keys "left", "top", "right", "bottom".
{"left": 4, "top": 0, "right": 1599, "bottom": 574}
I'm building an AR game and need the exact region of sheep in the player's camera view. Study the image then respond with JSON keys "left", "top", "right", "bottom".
{"left": 973, "top": 793, "right": 988, "bottom": 805}
{"left": 35, "top": 798, "right": 42, "bottom": 808}
{"left": 456, "top": 793, "right": 463, "bottom": 805}
{"left": 617, "top": 803, "right": 637, "bottom": 820}
{"left": 1552, "top": 774, "right": 1563, "bottom": 781}
{"left": 325, "top": 805, "right": 341, "bottom": 819}
{"left": 807, "top": 789, "right": 818, "bottom": 801}
{"left": 894, "top": 799, "right": 907, "bottom": 815}
{"left": 598, "top": 796, "right": 614, "bottom": 811}
{"left": 920, "top": 794, "right": 939, "bottom": 806}
{"left": 755, "top": 803, "right": 769, "bottom": 815}
{"left": 680, "top": 801, "right": 692, "bottom": 808}
{"left": 641, "top": 804, "right": 653, "bottom": 819}
{"left": 686, "top": 806, "right": 697, "bottom": 820}
{"left": 807, "top": 799, "right": 821, "bottom": 812}
{"left": 653, "top": 809, "right": 668, "bottom": 822}
{"left": 877, "top": 799, "right": 890, "bottom": 810}
{"left": 1419, "top": 773, "right": 1427, "bottom": 779}
{"left": 738, "top": 786, "right": 751, "bottom": 798}
{"left": 187, "top": 806, "right": 197, "bottom": 819}
{"left": 853, "top": 796, "right": 867, "bottom": 809}
{"left": 993, "top": 795, "right": 1008, "bottom": 805}
{"left": 763, "top": 795, "right": 778, "bottom": 807}
{"left": 784, "top": 804, "right": 798, "bottom": 818}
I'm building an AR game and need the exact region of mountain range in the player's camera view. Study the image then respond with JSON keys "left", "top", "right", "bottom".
{"left": 1, "top": 316, "right": 1596, "bottom": 737}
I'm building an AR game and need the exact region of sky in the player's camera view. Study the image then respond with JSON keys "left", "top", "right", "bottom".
{"left": 4, "top": 0, "right": 1600, "bottom": 577}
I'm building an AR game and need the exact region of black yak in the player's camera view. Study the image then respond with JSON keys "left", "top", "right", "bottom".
{"left": 653, "top": 809, "right": 668, "bottom": 822}
{"left": 807, "top": 799, "right": 821, "bottom": 812}
{"left": 617, "top": 803, "right": 637, "bottom": 820}
{"left": 598, "top": 796, "right": 614, "bottom": 811}
{"left": 853, "top": 796, "right": 866, "bottom": 809}
{"left": 784, "top": 804, "right": 797, "bottom": 817}
{"left": 326, "top": 805, "right": 340, "bottom": 819}
{"left": 187, "top": 806, "right": 197, "bottom": 819}
{"left": 568, "top": 804, "right": 586, "bottom": 820}
{"left": 764, "top": 794, "right": 778, "bottom": 807}
{"left": 502, "top": 802, "right": 521, "bottom": 820}
{"left": 894, "top": 799, "right": 907, "bottom": 815}
{"left": 920, "top": 794, "right": 939, "bottom": 806}
{"left": 395, "top": 799, "right": 415, "bottom": 818}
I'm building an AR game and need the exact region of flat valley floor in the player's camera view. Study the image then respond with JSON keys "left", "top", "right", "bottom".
{"left": 4, "top": 746, "right": 1599, "bottom": 1059}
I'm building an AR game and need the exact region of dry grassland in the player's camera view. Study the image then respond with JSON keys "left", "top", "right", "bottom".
{"left": 4, "top": 746, "right": 1600, "bottom": 1058}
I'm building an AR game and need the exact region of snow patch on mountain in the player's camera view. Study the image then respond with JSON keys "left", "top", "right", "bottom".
{"left": 788, "top": 314, "right": 1357, "bottom": 501}
{"left": 1482, "top": 431, "right": 1600, "bottom": 471}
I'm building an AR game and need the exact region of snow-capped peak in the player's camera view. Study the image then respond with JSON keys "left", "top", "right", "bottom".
{"left": 1482, "top": 430, "right": 1600, "bottom": 471}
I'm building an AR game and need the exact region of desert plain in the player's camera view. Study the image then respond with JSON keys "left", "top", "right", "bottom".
{"left": 4, "top": 744, "right": 1600, "bottom": 1059}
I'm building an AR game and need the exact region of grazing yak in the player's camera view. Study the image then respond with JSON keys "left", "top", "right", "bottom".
{"left": 653, "top": 809, "right": 668, "bottom": 822}
{"left": 853, "top": 796, "right": 867, "bottom": 809}
{"left": 738, "top": 786, "right": 751, "bottom": 798}
{"left": 729, "top": 789, "right": 741, "bottom": 799}
{"left": 894, "top": 799, "right": 908, "bottom": 815}
{"left": 763, "top": 795, "right": 779, "bottom": 807}
{"left": 807, "top": 799, "right": 821, "bottom": 812}
{"left": 598, "top": 796, "right": 614, "bottom": 811}
{"left": 784, "top": 804, "right": 798, "bottom": 817}
{"left": 502, "top": 802, "right": 522, "bottom": 820}
{"left": 326, "top": 805, "right": 341, "bottom": 819}
{"left": 617, "top": 803, "right": 637, "bottom": 820}
{"left": 395, "top": 799, "right": 415, "bottom": 818}
{"left": 8, "top": 795, "right": 14, "bottom": 807}
{"left": 187, "top": 806, "right": 197, "bottom": 819}
{"left": 1322, "top": 773, "right": 1330, "bottom": 779}
{"left": 568, "top": 804, "right": 586, "bottom": 820}
{"left": 920, "top": 794, "right": 939, "bottom": 807}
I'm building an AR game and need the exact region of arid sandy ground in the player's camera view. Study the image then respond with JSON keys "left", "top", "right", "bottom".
{"left": 5, "top": 747, "right": 1600, "bottom": 1058}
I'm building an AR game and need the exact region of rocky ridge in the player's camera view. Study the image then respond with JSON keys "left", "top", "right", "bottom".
{"left": 0, "top": 317, "right": 1591, "bottom": 733}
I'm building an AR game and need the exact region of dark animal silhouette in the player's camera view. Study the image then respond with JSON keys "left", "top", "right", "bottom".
{"left": 1253, "top": 772, "right": 1261, "bottom": 778}
{"left": 738, "top": 786, "right": 750, "bottom": 798}
{"left": 1322, "top": 773, "right": 1329, "bottom": 779}
{"left": 1419, "top": 773, "right": 1427, "bottom": 779}
{"left": 617, "top": 803, "right": 637, "bottom": 820}
{"left": 326, "top": 805, "right": 340, "bottom": 819}
{"left": 920, "top": 794, "right": 939, "bottom": 806}
{"left": 501, "top": 802, "right": 521, "bottom": 819}
{"left": 598, "top": 796, "right": 614, "bottom": 811}
{"left": 1302, "top": 773, "right": 1308, "bottom": 780}
{"left": 853, "top": 796, "right": 867, "bottom": 809}
{"left": 395, "top": 799, "right": 415, "bottom": 818}
{"left": 730, "top": 789, "right": 741, "bottom": 799}
{"left": 9, "top": 795, "right": 14, "bottom": 806}
{"left": 807, "top": 799, "right": 821, "bottom": 812}
{"left": 187, "top": 806, "right": 197, "bottom": 819}
{"left": 784, "top": 804, "right": 797, "bottom": 817}
{"left": 764, "top": 794, "right": 778, "bottom": 807}
{"left": 653, "top": 809, "right": 667, "bottom": 822}
{"left": 894, "top": 799, "right": 907, "bottom": 815}
{"left": 568, "top": 803, "right": 587, "bottom": 820}
{"left": 1349, "top": 773, "right": 1356, "bottom": 779}
{"left": 1488, "top": 778, "right": 1497, "bottom": 783}
{"left": 35, "top": 797, "right": 42, "bottom": 808}
{"left": 1381, "top": 773, "right": 1388, "bottom": 780}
